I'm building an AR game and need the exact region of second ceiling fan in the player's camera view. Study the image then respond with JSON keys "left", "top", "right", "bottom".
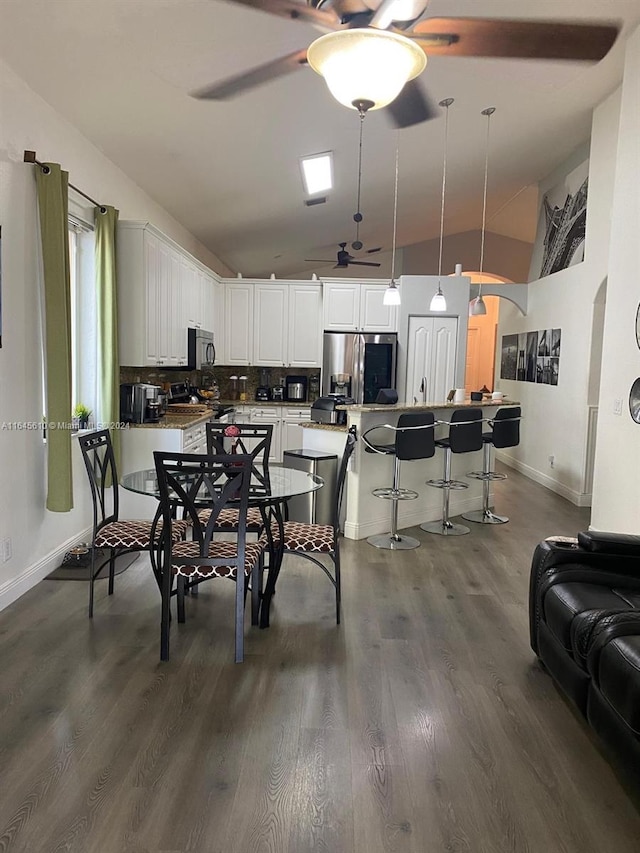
{"left": 305, "top": 242, "right": 382, "bottom": 268}
{"left": 192, "top": 1, "right": 619, "bottom": 128}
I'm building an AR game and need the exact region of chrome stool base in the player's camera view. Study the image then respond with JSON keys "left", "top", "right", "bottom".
{"left": 372, "top": 487, "right": 419, "bottom": 501}
{"left": 462, "top": 507, "right": 509, "bottom": 524}
{"left": 421, "top": 519, "right": 470, "bottom": 536}
{"left": 367, "top": 532, "right": 421, "bottom": 550}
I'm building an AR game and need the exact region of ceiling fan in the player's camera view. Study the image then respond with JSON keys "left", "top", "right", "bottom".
{"left": 305, "top": 242, "right": 382, "bottom": 268}
{"left": 192, "top": 1, "right": 619, "bottom": 128}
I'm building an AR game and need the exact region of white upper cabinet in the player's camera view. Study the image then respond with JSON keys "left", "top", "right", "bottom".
{"left": 287, "top": 283, "right": 322, "bottom": 366}
{"left": 118, "top": 221, "right": 221, "bottom": 367}
{"left": 223, "top": 281, "right": 254, "bottom": 365}
{"left": 253, "top": 284, "right": 289, "bottom": 366}
{"left": 323, "top": 280, "right": 398, "bottom": 332}
{"left": 220, "top": 279, "right": 322, "bottom": 367}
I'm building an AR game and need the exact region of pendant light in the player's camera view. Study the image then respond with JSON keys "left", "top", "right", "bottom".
{"left": 470, "top": 106, "right": 496, "bottom": 317}
{"left": 430, "top": 97, "right": 454, "bottom": 312}
{"left": 383, "top": 138, "right": 401, "bottom": 306}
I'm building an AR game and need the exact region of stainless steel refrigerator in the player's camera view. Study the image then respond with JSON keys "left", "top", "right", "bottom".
{"left": 322, "top": 331, "right": 398, "bottom": 404}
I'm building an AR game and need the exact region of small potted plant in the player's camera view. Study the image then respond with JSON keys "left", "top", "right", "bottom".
{"left": 73, "top": 403, "right": 92, "bottom": 430}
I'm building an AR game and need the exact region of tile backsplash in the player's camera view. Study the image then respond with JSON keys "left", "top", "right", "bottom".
{"left": 120, "top": 365, "right": 321, "bottom": 402}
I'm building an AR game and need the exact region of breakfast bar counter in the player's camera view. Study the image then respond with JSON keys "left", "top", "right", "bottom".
{"left": 302, "top": 400, "right": 520, "bottom": 541}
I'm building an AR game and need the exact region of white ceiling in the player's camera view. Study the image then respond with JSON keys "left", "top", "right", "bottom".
{"left": 1, "top": 0, "right": 639, "bottom": 277}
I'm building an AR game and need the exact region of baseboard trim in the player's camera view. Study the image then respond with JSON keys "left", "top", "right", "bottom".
{"left": 495, "top": 453, "right": 592, "bottom": 507}
{"left": 0, "top": 526, "right": 93, "bottom": 612}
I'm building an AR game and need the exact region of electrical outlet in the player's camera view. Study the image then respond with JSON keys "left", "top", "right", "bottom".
{"left": 548, "top": 455, "right": 555, "bottom": 468}
{"left": 2, "top": 537, "right": 11, "bottom": 562}
{"left": 613, "top": 398, "right": 623, "bottom": 416}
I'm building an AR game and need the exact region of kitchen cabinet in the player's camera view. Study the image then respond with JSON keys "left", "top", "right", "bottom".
{"left": 253, "top": 284, "right": 289, "bottom": 366}
{"left": 322, "top": 279, "right": 398, "bottom": 332}
{"left": 223, "top": 281, "right": 254, "bottom": 365}
{"left": 232, "top": 404, "right": 311, "bottom": 462}
{"left": 221, "top": 280, "right": 322, "bottom": 367}
{"left": 282, "top": 406, "right": 311, "bottom": 453}
{"left": 118, "top": 221, "right": 221, "bottom": 367}
{"left": 287, "top": 284, "right": 322, "bottom": 366}
{"left": 406, "top": 315, "right": 458, "bottom": 404}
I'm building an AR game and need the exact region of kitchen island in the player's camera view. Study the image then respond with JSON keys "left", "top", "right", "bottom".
{"left": 302, "top": 400, "right": 520, "bottom": 541}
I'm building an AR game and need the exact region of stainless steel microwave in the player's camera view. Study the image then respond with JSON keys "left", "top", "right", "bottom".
{"left": 187, "top": 328, "right": 215, "bottom": 370}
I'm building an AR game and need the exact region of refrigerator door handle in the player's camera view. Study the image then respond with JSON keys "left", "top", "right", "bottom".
{"left": 352, "top": 334, "right": 363, "bottom": 404}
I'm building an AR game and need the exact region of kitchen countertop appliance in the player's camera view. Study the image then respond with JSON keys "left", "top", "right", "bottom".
{"left": 322, "top": 331, "right": 397, "bottom": 404}
{"left": 256, "top": 367, "right": 271, "bottom": 401}
{"left": 120, "top": 383, "right": 163, "bottom": 423}
{"left": 285, "top": 374, "right": 307, "bottom": 402}
{"left": 310, "top": 394, "right": 355, "bottom": 425}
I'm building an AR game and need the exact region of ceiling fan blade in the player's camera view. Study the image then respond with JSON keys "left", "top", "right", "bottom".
{"left": 386, "top": 79, "right": 438, "bottom": 128}
{"left": 305, "top": 258, "right": 334, "bottom": 263}
{"left": 367, "top": 247, "right": 382, "bottom": 254}
{"left": 221, "top": 0, "right": 341, "bottom": 30}
{"left": 410, "top": 18, "right": 619, "bottom": 61}
{"left": 191, "top": 48, "right": 308, "bottom": 100}
{"left": 349, "top": 260, "right": 382, "bottom": 267}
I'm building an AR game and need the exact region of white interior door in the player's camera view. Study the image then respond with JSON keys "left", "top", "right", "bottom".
{"left": 407, "top": 316, "right": 457, "bottom": 404}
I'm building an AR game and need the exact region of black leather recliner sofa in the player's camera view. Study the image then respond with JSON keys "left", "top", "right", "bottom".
{"left": 529, "top": 530, "right": 640, "bottom": 780}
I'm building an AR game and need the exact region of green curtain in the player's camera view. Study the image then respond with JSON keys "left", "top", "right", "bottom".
{"left": 95, "top": 205, "right": 120, "bottom": 474}
{"left": 35, "top": 163, "right": 73, "bottom": 512}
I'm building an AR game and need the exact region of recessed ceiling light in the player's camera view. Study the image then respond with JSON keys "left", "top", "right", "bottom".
{"left": 300, "top": 152, "right": 333, "bottom": 195}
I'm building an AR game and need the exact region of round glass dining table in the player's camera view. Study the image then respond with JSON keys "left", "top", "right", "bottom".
{"left": 121, "top": 465, "right": 324, "bottom": 627}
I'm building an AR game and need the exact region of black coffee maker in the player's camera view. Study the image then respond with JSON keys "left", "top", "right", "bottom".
{"left": 255, "top": 368, "right": 271, "bottom": 401}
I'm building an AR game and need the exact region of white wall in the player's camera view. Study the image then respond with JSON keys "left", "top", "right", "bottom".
{"left": 0, "top": 58, "right": 231, "bottom": 609}
{"left": 591, "top": 25, "right": 640, "bottom": 533}
{"left": 496, "top": 84, "right": 623, "bottom": 507}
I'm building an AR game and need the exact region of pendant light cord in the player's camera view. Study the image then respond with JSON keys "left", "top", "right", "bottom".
{"left": 390, "top": 135, "right": 400, "bottom": 282}
{"left": 478, "top": 107, "right": 495, "bottom": 296}
{"left": 437, "top": 98, "right": 454, "bottom": 286}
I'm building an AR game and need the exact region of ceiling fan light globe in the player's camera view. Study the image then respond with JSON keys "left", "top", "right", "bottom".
{"left": 307, "top": 29, "right": 427, "bottom": 111}
{"left": 429, "top": 289, "right": 447, "bottom": 312}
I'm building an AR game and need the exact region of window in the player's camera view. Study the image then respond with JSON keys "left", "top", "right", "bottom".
{"left": 68, "top": 206, "right": 97, "bottom": 423}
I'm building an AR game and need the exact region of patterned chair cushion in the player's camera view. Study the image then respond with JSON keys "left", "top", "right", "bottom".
{"left": 95, "top": 519, "right": 190, "bottom": 549}
{"left": 261, "top": 521, "right": 335, "bottom": 554}
{"left": 197, "top": 506, "right": 265, "bottom": 532}
{"left": 170, "top": 539, "right": 265, "bottom": 579}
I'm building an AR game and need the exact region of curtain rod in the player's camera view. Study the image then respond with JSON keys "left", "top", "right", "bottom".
{"left": 23, "top": 150, "right": 107, "bottom": 213}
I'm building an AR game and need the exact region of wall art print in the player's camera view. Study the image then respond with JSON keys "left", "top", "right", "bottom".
{"left": 501, "top": 328, "right": 560, "bottom": 385}
{"left": 531, "top": 159, "right": 588, "bottom": 279}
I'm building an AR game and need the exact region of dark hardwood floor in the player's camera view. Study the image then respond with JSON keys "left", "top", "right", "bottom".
{"left": 1, "top": 468, "right": 639, "bottom": 852}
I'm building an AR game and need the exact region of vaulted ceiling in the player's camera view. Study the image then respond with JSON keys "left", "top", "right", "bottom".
{"left": 1, "top": 0, "right": 639, "bottom": 277}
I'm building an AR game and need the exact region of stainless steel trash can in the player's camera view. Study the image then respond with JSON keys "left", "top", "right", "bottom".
{"left": 282, "top": 449, "right": 337, "bottom": 525}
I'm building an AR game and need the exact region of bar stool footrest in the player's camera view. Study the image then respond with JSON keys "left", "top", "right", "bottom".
{"left": 467, "top": 470, "right": 508, "bottom": 482}
{"left": 426, "top": 478, "right": 468, "bottom": 491}
{"left": 372, "top": 487, "right": 419, "bottom": 501}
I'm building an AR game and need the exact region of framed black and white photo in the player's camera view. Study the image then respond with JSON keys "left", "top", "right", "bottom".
{"left": 500, "top": 334, "right": 518, "bottom": 380}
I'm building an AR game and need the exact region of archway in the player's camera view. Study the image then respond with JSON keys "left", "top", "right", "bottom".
{"left": 461, "top": 272, "right": 513, "bottom": 393}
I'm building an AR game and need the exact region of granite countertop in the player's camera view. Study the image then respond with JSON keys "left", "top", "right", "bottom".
{"left": 300, "top": 422, "right": 348, "bottom": 432}
{"left": 338, "top": 399, "right": 520, "bottom": 413}
{"left": 221, "top": 399, "right": 314, "bottom": 408}
{"left": 128, "top": 411, "right": 213, "bottom": 430}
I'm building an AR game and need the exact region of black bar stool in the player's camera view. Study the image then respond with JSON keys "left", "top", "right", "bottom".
{"left": 421, "top": 408, "right": 484, "bottom": 536}
{"left": 462, "top": 406, "right": 522, "bottom": 524}
{"left": 362, "top": 412, "right": 436, "bottom": 550}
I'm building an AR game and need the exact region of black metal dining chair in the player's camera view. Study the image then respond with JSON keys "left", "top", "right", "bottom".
{"left": 199, "top": 422, "right": 273, "bottom": 534}
{"left": 78, "top": 429, "right": 190, "bottom": 617}
{"left": 259, "top": 427, "right": 357, "bottom": 624}
{"left": 153, "top": 450, "right": 267, "bottom": 663}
